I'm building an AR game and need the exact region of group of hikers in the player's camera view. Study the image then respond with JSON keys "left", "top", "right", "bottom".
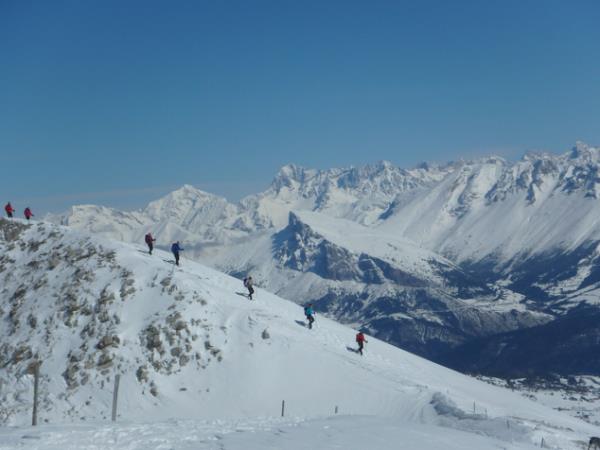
{"left": 4, "top": 202, "right": 34, "bottom": 220}
{"left": 4, "top": 206, "right": 371, "bottom": 355}
{"left": 144, "top": 233, "right": 369, "bottom": 354}
{"left": 144, "top": 232, "right": 185, "bottom": 266}
{"left": 4, "top": 191, "right": 373, "bottom": 356}
{"left": 4, "top": 214, "right": 368, "bottom": 355}
{"left": 303, "top": 303, "right": 368, "bottom": 354}
{"left": 145, "top": 232, "right": 257, "bottom": 300}
{"left": 147, "top": 230, "right": 369, "bottom": 353}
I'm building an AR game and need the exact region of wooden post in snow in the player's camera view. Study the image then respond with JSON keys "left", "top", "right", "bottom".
{"left": 281, "top": 400, "right": 285, "bottom": 417}
{"left": 111, "top": 374, "right": 121, "bottom": 422}
{"left": 32, "top": 362, "right": 40, "bottom": 426}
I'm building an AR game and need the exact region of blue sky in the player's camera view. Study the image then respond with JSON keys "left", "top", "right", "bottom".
{"left": 1, "top": 0, "right": 599, "bottom": 214}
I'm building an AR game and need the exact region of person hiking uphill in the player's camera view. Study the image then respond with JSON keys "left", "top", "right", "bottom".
{"left": 171, "top": 241, "right": 183, "bottom": 266}
{"left": 24, "top": 207, "right": 34, "bottom": 221}
{"left": 4, "top": 202, "right": 14, "bottom": 218}
{"left": 145, "top": 232, "right": 156, "bottom": 254}
{"left": 304, "top": 304, "right": 315, "bottom": 329}
{"left": 356, "top": 331, "right": 367, "bottom": 355}
{"left": 243, "top": 276, "right": 255, "bottom": 300}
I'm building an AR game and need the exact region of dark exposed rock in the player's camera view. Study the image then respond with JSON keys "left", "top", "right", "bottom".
{"left": 96, "top": 335, "right": 120, "bottom": 350}
{"left": 0, "top": 219, "right": 29, "bottom": 242}
{"left": 97, "top": 353, "right": 113, "bottom": 369}
{"left": 136, "top": 365, "right": 149, "bottom": 383}
{"left": 12, "top": 345, "right": 32, "bottom": 363}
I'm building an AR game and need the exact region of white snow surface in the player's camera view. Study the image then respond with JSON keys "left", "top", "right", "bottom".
{"left": 0, "top": 416, "right": 560, "bottom": 450}
{"left": 44, "top": 143, "right": 600, "bottom": 316}
{"left": 0, "top": 219, "right": 598, "bottom": 449}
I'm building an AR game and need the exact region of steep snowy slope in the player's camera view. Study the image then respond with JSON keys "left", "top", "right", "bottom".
{"left": 378, "top": 144, "right": 600, "bottom": 265}
{"left": 48, "top": 143, "right": 600, "bottom": 297}
{"left": 3, "top": 218, "right": 595, "bottom": 450}
{"left": 196, "top": 211, "right": 546, "bottom": 360}
{"left": 373, "top": 143, "right": 600, "bottom": 318}
{"left": 43, "top": 142, "right": 600, "bottom": 377}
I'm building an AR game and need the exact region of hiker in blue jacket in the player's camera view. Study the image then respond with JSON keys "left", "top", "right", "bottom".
{"left": 304, "top": 303, "right": 315, "bottom": 329}
{"left": 171, "top": 241, "right": 183, "bottom": 266}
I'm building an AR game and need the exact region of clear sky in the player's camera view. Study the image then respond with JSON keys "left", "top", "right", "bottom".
{"left": 1, "top": 0, "right": 599, "bottom": 214}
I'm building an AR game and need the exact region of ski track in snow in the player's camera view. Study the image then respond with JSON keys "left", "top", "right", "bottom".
{"left": 0, "top": 416, "right": 558, "bottom": 450}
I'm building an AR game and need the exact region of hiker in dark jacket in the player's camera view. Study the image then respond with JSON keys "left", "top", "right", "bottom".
{"left": 171, "top": 241, "right": 183, "bottom": 266}
{"left": 24, "top": 207, "right": 34, "bottom": 221}
{"left": 145, "top": 233, "right": 156, "bottom": 254}
{"left": 243, "top": 276, "right": 255, "bottom": 300}
{"left": 4, "top": 202, "right": 14, "bottom": 218}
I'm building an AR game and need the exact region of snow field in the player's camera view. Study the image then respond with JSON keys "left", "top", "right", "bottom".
{"left": 0, "top": 415, "right": 554, "bottom": 450}
{"left": 1, "top": 219, "right": 599, "bottom": 449}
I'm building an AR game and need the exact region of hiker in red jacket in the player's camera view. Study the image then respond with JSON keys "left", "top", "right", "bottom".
{"left": 144, "top": 232, "right": 156, "bottom": 254}
{"left": 4, "top": 202, "right": 14, "bottom": 218}
{"left": 24, "top": 207, "right": 34, "bottom": 221}
{"left": 356, "top": 332, "right": 368, "bottom": 355}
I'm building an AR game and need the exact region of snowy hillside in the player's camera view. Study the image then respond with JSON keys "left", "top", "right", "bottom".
{"left": 1, "top": 218, "right": 598, "bottom": 449}
{"left": 44, "top": 142, "right": 600, "bottom": 376}
{"left": 378, "top": 142, "right": 600, "bottom": 265}
{"left": 197, "top": 211, "right": 547, "bottom": 360}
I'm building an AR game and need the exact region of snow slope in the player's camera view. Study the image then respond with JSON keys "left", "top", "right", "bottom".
{"left": 43, "top": 143, "right": 600, "bottom": 376}
{"left": 0, "top": 218, "right": 598, "bottom": 449}
{"left": 377, "top": 148, "right": 600, "bottom": 264}
{"left": 196, "top": 210, "right": 546, "bottom": 361}
{"left": 46, "top": 143, "right": 600, "bottom": 305}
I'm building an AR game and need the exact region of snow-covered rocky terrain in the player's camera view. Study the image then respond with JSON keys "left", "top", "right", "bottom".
{"left": 1, "top": 218, "right": 599, "bottom": 449}
{"left": 46, "top": 142, "right": 600, "bottom": 375}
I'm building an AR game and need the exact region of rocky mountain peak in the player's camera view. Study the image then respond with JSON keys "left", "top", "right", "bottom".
{"left": 270, "top": 164, "right": 313, "bottom": 192}
{"left": 143, "top": 185, "right": 231, "bottom": 221}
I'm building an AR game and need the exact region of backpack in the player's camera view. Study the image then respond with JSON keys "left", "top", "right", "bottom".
{"left": 243, "top": 277, "right": 248, "bottom": 287}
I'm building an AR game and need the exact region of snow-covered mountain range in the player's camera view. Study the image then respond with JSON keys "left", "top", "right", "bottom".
{"left": 0, "top": 218, "right": 598, "bottom": 449}
{"left": 46, "top": 142, "right": 600, "bottom": 375}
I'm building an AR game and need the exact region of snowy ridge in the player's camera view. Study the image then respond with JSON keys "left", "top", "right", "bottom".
{"left": 377, "top": 143, "right": 600, "bottom": 264}
{"left": 44, "top": 143, "right": 600, "bottom": 375}
{"left": 47, "top": 142, "right": 600, "bottom": 268}
{"left": 2, "top": 219, "right": 599, "bottom": 449}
